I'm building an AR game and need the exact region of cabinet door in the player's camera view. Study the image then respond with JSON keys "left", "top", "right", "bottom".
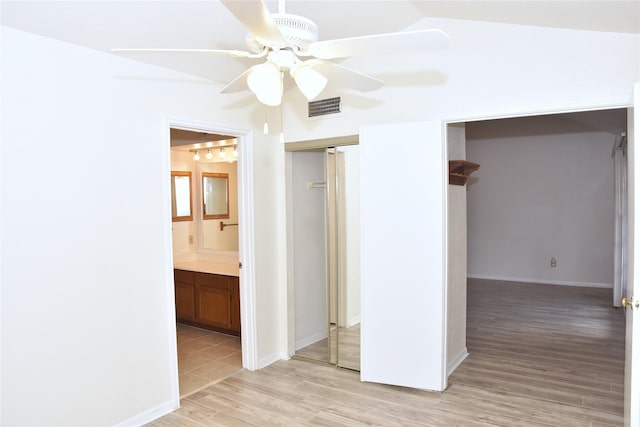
{"left": 229, "top": 277, "right": 241, "bottom": 332}
{"left": 195, "top": 273, "right": 231, "bottom": 329}
{"left": 198, "top": 286, "right": 231, "bottom": 329}
{"left": 174, "top": 270, "right": 196, "bottom": 321}
{"left": 175, "top": 282, "right": 196, "bottom": 321}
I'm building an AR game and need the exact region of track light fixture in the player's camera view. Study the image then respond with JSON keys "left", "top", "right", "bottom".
{"left": 189, "top": 144, "right": 237, "bottom": 162}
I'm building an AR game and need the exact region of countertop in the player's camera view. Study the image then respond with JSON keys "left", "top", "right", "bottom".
{"left": 173, "top": 260, "right": 240, "bottom": 277}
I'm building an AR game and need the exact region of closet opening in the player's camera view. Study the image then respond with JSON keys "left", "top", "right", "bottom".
{"left": 286, "top": 143, "right": 361, "bottom": 371}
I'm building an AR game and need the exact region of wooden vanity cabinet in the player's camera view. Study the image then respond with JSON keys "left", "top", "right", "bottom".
{"left": 174, "top": 269, "right": 241, "bottom": 336}
{"left": 174, "top": 269, "right": 196, "bottom": 321}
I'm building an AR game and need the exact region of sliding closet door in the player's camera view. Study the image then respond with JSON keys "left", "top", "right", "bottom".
{"left": 360, "top": 121, "right": 447, "bottom": 391}
{"left": 290, "top": 147, "right": 362, "bottom": 368}
{"left": 335, "top": 146, "right": 361, "bottom": 371}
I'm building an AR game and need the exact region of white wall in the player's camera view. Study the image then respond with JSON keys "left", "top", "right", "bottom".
{"left": 252, "top": 130, "right": 288, "bottom": 368}
{"left": 282, "top": 19, "right": 638, "bottom": 142}
{"left": 1, "top": 27, "right": 285, "bottom": 426}
{"left": 466, "top": 113, "right": 621, "bottom": 287}
{"left": 446, "top": 123, "right": 468, "bottom": 373}
{"left": 288, "top": 151, "right": 328, "bottom": 349}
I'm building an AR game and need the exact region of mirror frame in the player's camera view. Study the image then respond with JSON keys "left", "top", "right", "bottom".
{"left": 171, "top": 171, "right": 193, "bottom": 222}
{"left": 202, "top": 172, "right": 230, "bottom": 220}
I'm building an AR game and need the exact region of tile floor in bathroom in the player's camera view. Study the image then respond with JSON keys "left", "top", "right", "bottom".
{"left": 176, "top": 323, "right": 243, "bottom": 397}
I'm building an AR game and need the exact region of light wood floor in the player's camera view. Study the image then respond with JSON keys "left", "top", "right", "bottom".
{"left": 150, "top": 280, "right": 625, "bottom": 426}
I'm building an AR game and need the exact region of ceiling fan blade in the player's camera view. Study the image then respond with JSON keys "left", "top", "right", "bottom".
{"left": 307, "top": 29, "right": 450, "bottom": 60}
{"left": 220, "top": 68, "right": 253, "bottom": 94}
{"left": 310, "top": 60, "right": 383, "bottom": 92}
{"left": 221, "top": 0, "right": 287, "bottom": 46}
{"left": 110, "top": 48, "right": 255, "bottom": 58}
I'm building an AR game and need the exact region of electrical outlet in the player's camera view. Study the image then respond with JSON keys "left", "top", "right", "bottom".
{"left": 188, "top": 235, "right": 194, "bottom": 245}
{"left": 550, "top": 257, "right": 557, "bottom": 268}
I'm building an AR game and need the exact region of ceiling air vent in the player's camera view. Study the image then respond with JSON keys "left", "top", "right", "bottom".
{"left": 308, "top": 97, "right": 341, "bottom": 118}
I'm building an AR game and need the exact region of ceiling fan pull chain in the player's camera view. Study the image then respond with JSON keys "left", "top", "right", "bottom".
{"left": 263, "top": 106, "right": 269, "bottom": 134}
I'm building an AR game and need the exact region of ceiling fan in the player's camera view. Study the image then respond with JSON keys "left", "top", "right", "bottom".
{"left": 112, "top": 0, "right": 450, "bottom": 106}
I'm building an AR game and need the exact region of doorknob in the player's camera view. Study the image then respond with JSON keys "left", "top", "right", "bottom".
{"left": 622, "top": 297, "right": 633, "bottom": 309}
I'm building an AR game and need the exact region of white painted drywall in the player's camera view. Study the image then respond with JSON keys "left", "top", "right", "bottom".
{"left": 289, "top": 151, "right": 328, "bottom": 350}
{"left": 1, "top": 27, "right": 286, "bottom": 426}
{"left": 466, "top": 113, "right": 622, "bottom": 287}
{"left": 282, "top": 18, "right": 638, "bottom": 142}
{"left": 447, "top": 123, "right": 468, "bottom": 374}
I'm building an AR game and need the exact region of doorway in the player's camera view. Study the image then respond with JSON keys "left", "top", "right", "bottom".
{"left": 458, "top": 108, "right": 628, "bottom": 418}
{"left": 167, "top": 122, "right": 255, "bottom": 397}
{"left": 287, "top": 145, "right": 361, "bottom": 371}
{"left": 465, "top": 109, "right": 627, "bottom": 290}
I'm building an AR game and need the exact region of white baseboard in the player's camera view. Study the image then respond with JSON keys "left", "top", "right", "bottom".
{"left": 295, "top": 330, "right": 328, "bottom": 351}
{"left": 347, "top": 315, "right": 361, "bottom": 328}
{"left": 258, "top": 352, "right": 290, "bottom": 369}
{"left": 467, "top": 274, "right": 612, "bottom": 289}
{"left": 447, "top": 347, "right": 469, "bottom": 376}
{"left": 114, "top": 399, "right": 178, "bottom": 427}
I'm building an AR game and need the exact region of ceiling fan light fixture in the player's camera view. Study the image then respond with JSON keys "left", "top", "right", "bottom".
{"left": 247, "top": 61, "right": 283, "bottom": 106}
{"left": 292, "top": 65, "right": 327, "bottom": 101}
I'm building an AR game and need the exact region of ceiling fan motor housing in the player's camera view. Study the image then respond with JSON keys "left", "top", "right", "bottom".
{"left": 272, "top": 13, "right": 318, "bottom": 49}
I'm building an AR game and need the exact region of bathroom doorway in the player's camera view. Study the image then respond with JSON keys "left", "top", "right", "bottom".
{"left": 170, "top": 127, "right": 244, "bottom": 396}
{"left": 287, "top": 144, "right": 361, "bottom": 371}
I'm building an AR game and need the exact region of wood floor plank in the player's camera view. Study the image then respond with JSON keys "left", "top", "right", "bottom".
{"left": 146, "top": 279, "right": 625, "bottom": 426}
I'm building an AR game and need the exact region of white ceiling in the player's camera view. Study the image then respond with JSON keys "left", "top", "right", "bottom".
{"left": 2, "top": 0, "right": 639, "bottom": 86}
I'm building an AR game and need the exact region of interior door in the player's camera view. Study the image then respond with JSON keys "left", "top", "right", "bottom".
{"left": 614, "top": 134, "right": 628, "bottom": 308}
{"left": 624, "top": 83, "right": 640, "bottom": 426}
{"left": 360, "top": 121, "right": 447, "bottom": 391}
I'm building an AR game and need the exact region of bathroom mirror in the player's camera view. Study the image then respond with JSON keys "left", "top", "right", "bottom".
{"left": 203, "top": 172, "right": 229, "bottom": 219}
{"left": 171, "top": 171, "right": 193, "bottom": 222}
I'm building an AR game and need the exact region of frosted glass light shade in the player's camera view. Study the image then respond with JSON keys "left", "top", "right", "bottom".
{"left": 292, "top": 66, "right": 327, "bottom": 100}
{"left": 247, "top": 62, "right": 283, "bottom": 106}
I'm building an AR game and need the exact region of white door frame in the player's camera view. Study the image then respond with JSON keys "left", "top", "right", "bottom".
{"left": 164, "top": 119, "right": 258, "bottom": 385}
{"left": 624, "top": 84, "right": 639, "bottom": 426}
{"left": 438, "top": 98, "right": 634, "bottom": 414}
